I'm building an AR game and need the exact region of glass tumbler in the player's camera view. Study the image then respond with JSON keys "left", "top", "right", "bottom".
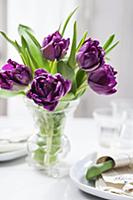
{"left": 93, "top": 107, "right": 126, "bottom": 148}
{"left": 111, "top": 109, "right": 133, "bottom": 150}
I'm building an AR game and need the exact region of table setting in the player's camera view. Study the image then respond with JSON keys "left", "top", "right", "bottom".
{"left": 0, "top": 7, "right": 133, "bottom": 200}
{"left": 0, "top": 117, "right": 33, "bottom": 161}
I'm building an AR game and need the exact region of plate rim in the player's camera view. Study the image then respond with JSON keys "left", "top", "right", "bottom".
{"left": 0, "top": 148, "right": 27, "bottom": 161}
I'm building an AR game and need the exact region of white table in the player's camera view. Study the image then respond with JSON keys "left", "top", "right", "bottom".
{"left": 0, "top": 118, "right": 102, "bottom": 200}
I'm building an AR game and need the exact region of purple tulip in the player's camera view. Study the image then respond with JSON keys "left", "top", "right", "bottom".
{"left": 76, "top": 38, "right": 105, "bottom": 72}
{"left": 0, "top": 71, "right": 13, "bottom": 90}
{"left": 27, "top": 69, "right": 71, "bottom": 111}
{"left": 0, "top": 59, "right": 32, "bottom": 90}
{"left": 88, "top": 64, "right": 117, "bottom": 95}
{"left": 41, "top": 31, "right": 70, "bottom": 61}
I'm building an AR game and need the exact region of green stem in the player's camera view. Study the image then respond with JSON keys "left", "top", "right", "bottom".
{"left": 51, "top": 60, "right": 57, "bottom": 74}
{"left": 32, "top": 102, "right": 69, "bottom": 167}
{"left": 45, "top": 134, "right": 53, "bottom": 165}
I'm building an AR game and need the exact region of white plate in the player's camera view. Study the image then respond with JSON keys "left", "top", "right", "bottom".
{"left": 0, "top": 116, "right": 33, "bottom": 161}
{"left": 0, "top": 148, "right": 27, "bottom": 162}
{"left": 70, "top": 152, "right": 133, "bottom": 200}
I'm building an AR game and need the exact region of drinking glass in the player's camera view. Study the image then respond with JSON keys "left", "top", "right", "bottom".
{"left": 111, "top": 109, "right": 133, "bottom": 150}
{"left": 93, "top": 107, "right": 126, "bottom": 148}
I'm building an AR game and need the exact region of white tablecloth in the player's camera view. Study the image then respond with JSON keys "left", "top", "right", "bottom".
{"left": 0, "top": 118, "right": 101, "bottom": 200}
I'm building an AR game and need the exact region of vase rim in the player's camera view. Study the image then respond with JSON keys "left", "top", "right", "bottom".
{"left": 26, "top": 98, "right": 79, "bottom": 114}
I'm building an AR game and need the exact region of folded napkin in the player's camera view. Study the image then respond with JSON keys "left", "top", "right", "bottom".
{"left": 0, "top": 128, "right": 31, "bottom": 153}
{"left": 96, "top": 175, "right": 133, "bottom": 197}
{"left": 95, "top": 151, "right": 133, "bottom": 197}
{"left": 97, "top": 151, "right": 133, "bottom": 168}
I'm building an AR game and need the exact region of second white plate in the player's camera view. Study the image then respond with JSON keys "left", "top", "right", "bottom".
{"left": 70, "top": 152, "right": 133, "bottom": 200}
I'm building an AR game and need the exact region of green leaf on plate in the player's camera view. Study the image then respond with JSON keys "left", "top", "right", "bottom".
{"left": 103, "top": 34, "right": 115, "bottom": 50}
{"left": 61, "top": 7, "right": 78, "bottom": 36}
{"left": 68, "top": 21, "right": 77, "bottom": 68}
{"left": 76, "top": 31, "right": 88, "bottom": 52}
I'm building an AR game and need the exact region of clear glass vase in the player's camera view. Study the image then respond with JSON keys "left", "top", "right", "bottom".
{"left": 27, "top": 100, "right": 79, "bottom": 178}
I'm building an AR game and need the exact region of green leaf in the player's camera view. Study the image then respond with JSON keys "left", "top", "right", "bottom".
{"left": 75, "top": 82, "right": 88, "bottom": 98}
{"left": 75, "top": 69, "right": 88, "bottom": 97}
{"left": 105, "top": 57, "right": 110, "bottom": 61}
{"left": 68, "top": 21, "right": 77, "bottom": 68}
{"left": 0, "top": 31, "right": 21, "bottom": 52}
{"left": 71, "top": 79, "right": 77, "bottom": 94}
{"left": 58, "top": 24, "right": 61, "bottom": 32}
{"left": 103, "top": 34, "right": 115, "bottom": 50}
{"left": 61, "top": 7, "right": 78, "bottom": 36}
{"left": 76, "top": 69, "right": 87, "bottom": 88}
{"left": 19, "top": 24, "right": 41, "bottom": 48}
{"left": 20, "top": 36, "right": 30, "bottom": 65}
{"left": 18, "top": 24, "right": 33, "bottom": 34}
{"left": 57, "top": 61, "right": 77, "bottom": 94}
{"left": 21, "top": 36, "right": 27, "bottom": 50}
{"left": 76, "top": 31, "right": 88, "bottom": 52}
{"left": 25, "top": 48, "right": 37, "bottom": 71}
{"left": 14, "top": 40, "right": 21, "bottom": 52}
{"left": 57, "top": 61, "right": 74, "bottom": 81}
{"left": 61, "top": 92, "right": 76, "bottom": 101}
{"left": 18, "top": 25, "right": 49, "bottom": 71}
{"left": 105, "top": 41, "right": 119, "bottom": 55}
{"left": 76, "top": 88, "right": 86, "bottom": 98}
{"left": 0, "top": 89, "right": 25, "bottom": 98}
{"left": 20, "top": 36, "right": 38, "bottom": 71}
{"left": 19, "top": 53, "right": 27, "bottom": 65}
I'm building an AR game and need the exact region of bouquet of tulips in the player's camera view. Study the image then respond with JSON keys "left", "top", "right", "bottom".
{"left": 0, "top": 8, "right": 118, "bottom": 112}
{"left": 0, "top": 8, "right": 119, "bottom": 174}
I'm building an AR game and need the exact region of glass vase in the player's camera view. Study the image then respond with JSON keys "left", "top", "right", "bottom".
{"left": 27, "top": 100, "right": 78, "bottom": 178}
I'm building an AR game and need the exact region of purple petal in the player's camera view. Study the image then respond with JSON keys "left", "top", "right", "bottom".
{"left": 2, "top": 64, "right": 14, "bottom": 71}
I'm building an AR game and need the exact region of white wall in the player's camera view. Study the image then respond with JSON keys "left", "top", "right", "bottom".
{"left": 76, "top": 0, "right": 133, "bottom": 117}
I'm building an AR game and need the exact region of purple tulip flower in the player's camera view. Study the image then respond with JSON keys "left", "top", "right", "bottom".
{"left": 88, "top": 64, "right": 117, "bottom": 95}
{"left": 76, "top": 38, "right": 105, "bottom": 72}
{"left": 27, "top": 69, "right": 71, "bottom": 111}
{"left": 0, "top": 59, "right": 32, "bottom": 90}
{"left": 0, "top": 71, "right": 13, "bottom": 90}
{"left": 41, "top": 31, "right": 70, "bottom": 61}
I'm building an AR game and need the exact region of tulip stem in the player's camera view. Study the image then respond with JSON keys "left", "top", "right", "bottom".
{"left": 51, "top": 60, "right": 57, "bottom": 74}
